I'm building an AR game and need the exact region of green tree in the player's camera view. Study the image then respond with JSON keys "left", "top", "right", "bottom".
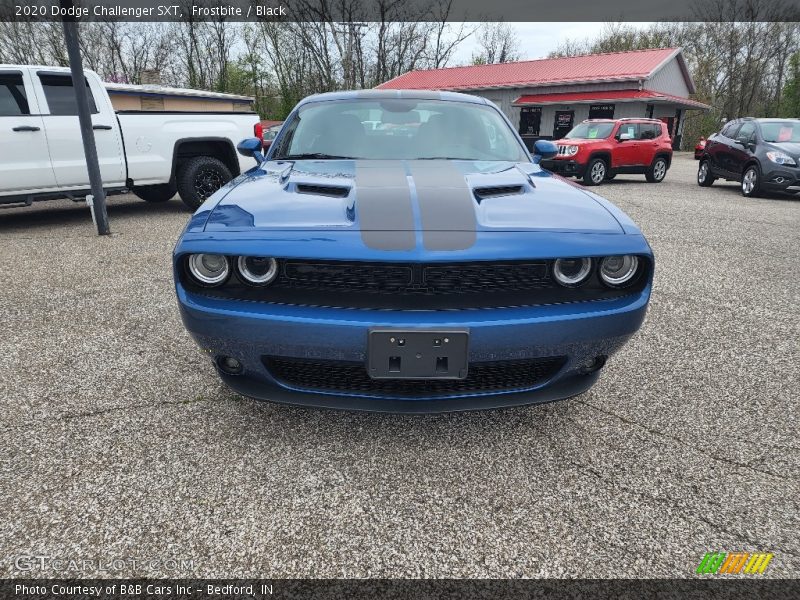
{"left": 782, "top": 52, "right": 800, "bottom": 117}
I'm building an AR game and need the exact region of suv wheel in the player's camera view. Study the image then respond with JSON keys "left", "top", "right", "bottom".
{"left": 741, "top": 165, "right": 761, "bottom": 198}
{"left": 583, "top": 158, "right": 607, "bottom": 186}
{"left": 177, "top": 156, "right": 233, "bottom": 211}
{"left": 697, "top": 160, "right": 715, "bottom": 187}
{"left": 646, "top": 157, "right": 668, "bottom": 183}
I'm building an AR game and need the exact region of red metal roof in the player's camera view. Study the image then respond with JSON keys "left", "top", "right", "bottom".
{"left": 378, "top": 48, "right": 682, "bottom": 91}
{"left": 512, "top": 89, "right": 711, "bottom": 109}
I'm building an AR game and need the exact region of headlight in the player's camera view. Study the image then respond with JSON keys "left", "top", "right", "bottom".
{"left": 600, "top": 255, "right": 640, "bottom": 287}
{"left": 553, "top": 257, "right": 592, "bottom": 287}
{"left": 237, "top": 256, "right": 278, "bottom": 286}
{"left": 766, "top": 151, "right": 797, "bottom": 166}
{"left": 188, "top": 254, "right": 230, "bottom": 286}
{"left": 565, "top": 145, "right": 579, "bottom": 156}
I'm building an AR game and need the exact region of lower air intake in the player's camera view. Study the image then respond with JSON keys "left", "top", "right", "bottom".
{"left": 263, "top": 356, "right": 566, "bottom": 398}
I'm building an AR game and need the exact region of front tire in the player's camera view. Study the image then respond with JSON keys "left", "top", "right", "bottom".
{"left": 132, "top": 184, "right": 176, "bottom": 203}
{"left": 582, "top": 158, "right": 607, "bottom": 186}
{"left": 697, "top": 160, "right": 715, "bottom": 187}
{"left": 177, "top": 156, "right": 233, "bottom": 211}
{"left": 741, "top": 165, "right": 761, "bottom": 198}
{"left": 645, "top": 157, "right": 668, "bottom": 183}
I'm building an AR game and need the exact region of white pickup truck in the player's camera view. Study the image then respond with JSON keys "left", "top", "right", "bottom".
{"left": 0, "top": 65, "right": 260, "bottom": 210}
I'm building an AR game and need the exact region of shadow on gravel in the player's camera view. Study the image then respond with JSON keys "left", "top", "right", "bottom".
{"left": 0, "top": 197, "right": 190, "bottom": 232}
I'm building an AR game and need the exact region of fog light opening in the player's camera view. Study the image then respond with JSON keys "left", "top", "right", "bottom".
{"left": 217, "top": 356, "right": 243, "bottom": 375}
{"left": 580, "top": 355, "right": 606, "bottom": 374}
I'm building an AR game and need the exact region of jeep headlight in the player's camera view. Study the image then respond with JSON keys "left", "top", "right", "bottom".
{"left": 766, "top": 151, "right": 797, "bottom": 166}
{"left": 564, "top": 145, "right": 579, "bottom": 156}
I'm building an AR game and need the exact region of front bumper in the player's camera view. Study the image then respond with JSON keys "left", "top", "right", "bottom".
{"left": 540, "top": 158, "right": 585, "bottom": 177}
{"left": 761, "top": 163, "right": 800, "bottom": 193}
{"left": 177, "top": 285, "right": 651, "bottom": 412}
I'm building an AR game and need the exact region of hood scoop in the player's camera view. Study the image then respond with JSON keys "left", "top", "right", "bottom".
{"left": 295, "top": 183, "right": 350, "bottom": 198}
{"left": 472, "top": 185, "right": 525, "bottom": 202}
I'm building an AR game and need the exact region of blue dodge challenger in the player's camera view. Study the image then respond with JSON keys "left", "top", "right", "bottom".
{"left": 173, "top": 90, "right": 653, "bottom": 412}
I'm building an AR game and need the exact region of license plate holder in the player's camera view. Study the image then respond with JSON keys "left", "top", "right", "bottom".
{"left": 368, "top": 329, "right": 469, "bottom": 380}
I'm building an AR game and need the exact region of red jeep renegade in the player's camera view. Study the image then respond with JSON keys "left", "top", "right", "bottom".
{"left": 541, "top": 118, "right": 673, "bottom": 186}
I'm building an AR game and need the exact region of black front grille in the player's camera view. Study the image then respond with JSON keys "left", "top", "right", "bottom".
{"left": 263, "top": 356, "right": 566, "bottom": 398}
{"left": 184, "top": 258, "right": 647, "bottom": 310}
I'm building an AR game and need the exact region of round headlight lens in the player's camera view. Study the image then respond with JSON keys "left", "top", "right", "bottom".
{"left": 237, "top": 256, "right": 278, "bottom": 286}
{"left": 553, "top": 257, "right": 592, "bottom": 287}
{"left": 188, "top": 253, "right": 229, "bottom": 286}
{"left": 566, "top": 145, "right": 579, "bottom": 156}
{"left": 600, "top": 255, "right": 640, "bottom": 287}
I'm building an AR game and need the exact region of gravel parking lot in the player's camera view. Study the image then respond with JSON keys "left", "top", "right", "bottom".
{"left": 0, "top": 153, "right": 798, "bottom": 578}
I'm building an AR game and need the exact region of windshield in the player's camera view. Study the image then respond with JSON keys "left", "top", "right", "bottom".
{"left": 271, "top": 99, "right": 527, "bottom": 161}
{"left": 564, "top": 122, "right": 615, "bottom": 140}
{"left": 760, "top": 121, "right": 800, "bottom": 143}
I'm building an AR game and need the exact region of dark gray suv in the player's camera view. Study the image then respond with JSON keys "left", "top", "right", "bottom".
{"left": 697, "top": 118, "right": 800, "bottom": 197}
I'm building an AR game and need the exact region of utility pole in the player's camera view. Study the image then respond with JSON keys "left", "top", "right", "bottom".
{"left": 60, "top": 0, "right": 110, "bottom": 235}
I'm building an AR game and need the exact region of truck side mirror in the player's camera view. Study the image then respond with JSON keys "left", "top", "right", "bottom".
{"left": 237, "top": 137, "right": 265, "bottom": 165}
{"left": 532, "top": 139, "right": 558, "bottom": 163}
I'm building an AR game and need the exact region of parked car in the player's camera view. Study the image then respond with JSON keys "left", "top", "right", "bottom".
{"left": 694, "top": 137, "right": 706, "bottom": 160}
{"left": 173, "top": 91, "right": 654, "bottom": 412}
{"left": 0, "top": 65, "right": 260, "bottom": 209}
{"left": 541, "top": 118, "right": 673, "bottom": 186}
{"left": 697, "top": 118, "right": 800, "bottom": 197}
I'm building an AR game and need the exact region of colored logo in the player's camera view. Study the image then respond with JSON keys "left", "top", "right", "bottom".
{"left": 696, "top": 552, "right": 774, "bottom": 575}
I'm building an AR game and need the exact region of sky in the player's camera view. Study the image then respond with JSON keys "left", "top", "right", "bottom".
{"left": 451, "top": 22, "right": 654, "bottom": 64}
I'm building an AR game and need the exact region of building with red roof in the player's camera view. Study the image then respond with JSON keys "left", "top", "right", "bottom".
{"left": 377, "top": 48, "right": 710, "bottom": 149}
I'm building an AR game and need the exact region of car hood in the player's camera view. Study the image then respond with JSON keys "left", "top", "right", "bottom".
{"left": 205, "top": 159, "right": 623, "bottom": 238}
{"left": 766, "top": 141, "right": 800, "bottom": 157}
{"left": 557, "top": 139, "right": 607, "bottom": 147}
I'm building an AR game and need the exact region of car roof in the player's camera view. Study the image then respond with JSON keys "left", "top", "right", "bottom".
{"left": 296, "top": 89, "right": 491, "bottom": 108}
{"left": 581, "top": 118, "right": 664, "bottom": 124}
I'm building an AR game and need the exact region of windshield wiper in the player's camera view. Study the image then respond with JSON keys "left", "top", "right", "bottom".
{"left": 281, "top": 153, "right": 356, "bottom": 160}
{"left": 416, "top": 156, "right": 474, "bottom": 160}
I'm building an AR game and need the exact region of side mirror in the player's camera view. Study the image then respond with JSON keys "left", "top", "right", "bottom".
{"left": 237, "top": 137, "right": 265, "bottom": 165}
{"left": 532, "top": 139, "right": 558, "bottom": 163}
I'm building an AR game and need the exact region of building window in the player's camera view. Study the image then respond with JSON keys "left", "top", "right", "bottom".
{"left": 141, "top": 96, "right": 165, "bottom": 111}
{"left": 588, "top": 104, "right": 615, "bottom": 119}
{"left": 519, "top": 106, "right": 541, "bottom": 136}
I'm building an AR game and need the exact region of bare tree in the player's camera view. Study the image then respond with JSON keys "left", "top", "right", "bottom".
{"left": 472, "top": 21, "right": 521, "bottom": 64}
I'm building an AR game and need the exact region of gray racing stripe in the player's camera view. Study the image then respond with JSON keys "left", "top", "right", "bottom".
{"left": 409, "top": 161, "right": 477, "bottom": 251}
{"left": 355, "top": 161, "right": 415, "bottom": 251}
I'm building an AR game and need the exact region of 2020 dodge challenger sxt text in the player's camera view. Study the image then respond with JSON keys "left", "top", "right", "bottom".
{"left": 173, "top": 90, "right": 654, "bottom": 412}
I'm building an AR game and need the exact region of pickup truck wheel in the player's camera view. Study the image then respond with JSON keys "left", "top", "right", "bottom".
{"left": 582, "top": 158, "right": 607, "bottom": 186}
{"left": 645, "top": 157, "right": 668, "bottom": 183}
{"left": 697, "top": 160, "right": 715, "bottom": 187}
{"left": 177, "top": 156, "right": 232, "bottom": 210}
{"left": 133, "top": 184, "right": 176, "bottom": 203}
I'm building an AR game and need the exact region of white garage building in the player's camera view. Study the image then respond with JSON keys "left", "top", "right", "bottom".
{"left": 377, "top": 47, "right": 710, "bottom": 150}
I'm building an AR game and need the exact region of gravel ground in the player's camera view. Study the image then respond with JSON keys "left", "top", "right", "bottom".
{"left": 0, "top": 153, "right": 798, "bottom": 578}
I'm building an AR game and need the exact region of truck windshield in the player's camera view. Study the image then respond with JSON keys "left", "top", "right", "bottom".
{"left": 760, "top": 121, "right": 800, "bottom": 143}
{"left": 564, "top": 122, "right": 615, "bottom": 140}
{"left": 271, "top": 99, "right": 527, "bottom": 161}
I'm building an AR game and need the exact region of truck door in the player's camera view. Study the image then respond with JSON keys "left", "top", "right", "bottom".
{"left": 0, "top": 69, "right": 57, "bottom": 196}
{"left": 32, "top": 71, "right": 125, "bottom": 189}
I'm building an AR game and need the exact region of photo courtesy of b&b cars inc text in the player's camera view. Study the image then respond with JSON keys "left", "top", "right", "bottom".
{"left": 0, "top": 0, "right": 798, "bottom": 597}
